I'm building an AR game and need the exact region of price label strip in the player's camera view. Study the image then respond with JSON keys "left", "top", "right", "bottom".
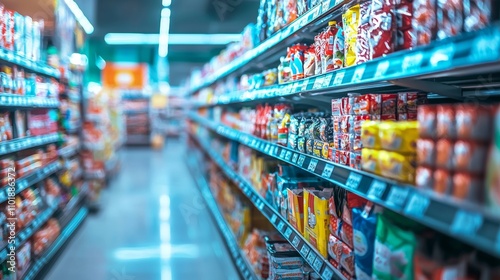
{"left": 322, "top": 268, "right": 334, "bottom": 280}
{"left": 285, "top": 151, "right": 292, "bottom": 161}
{"left": 313, "top": 258, "right": 323, "bottom": 271}
{"left": 332, "top": 71, "right": 345, "bottom": 86}
{"left": 387, "top": 186, "right": 410, "bottom": 209}
{"left": 368, "top": 180, "right": 387, "bottom": 200}
{"left": 300, "top": 245, "right": 310, "bottom": 257}
{"left": 292, "top": 236, "right": 300, "bottom": 248}
{"left": 351, "top": 64, "right": 366, "bottom": 83}
{"left": 306, "top": 251, "right": 317, "bottom": 264}
{"left": 277, "top": 221, "right": 285, "bottom": 232}
{"left": 308, "top": 159, "right": 318, "bottom": 172}
{"left": 346, "top": 172, "right": 363, "bottom": 190}
{"left": 451, "top": 210, "right": 483, "bottom": 236}
{"left": 297, "top": 155, "right": 306, "bottom": 167}
{"left": 284, "top": 227, "right": 293, "bottom": 239}
{"left": 322, "top": 164, "right": 334, "bottom": 178}
{"left": 404, "top": 193, "right": 430, "bottom": 217}
{"left": 292, "top": 154, "right": 299, "bottom": 163}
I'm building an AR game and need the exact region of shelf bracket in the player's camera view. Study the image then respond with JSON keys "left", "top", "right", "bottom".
{"left": 389, "top": 78, "right": 463, "bottom": 100}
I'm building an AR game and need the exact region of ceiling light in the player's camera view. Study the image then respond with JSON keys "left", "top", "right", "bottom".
{"left": 158, "top": 8, "right": 171, "bottom": 57}
{"left": 163, "top": 0, "right": 172, "bottom": 6}
{"left": 104, "top": 33, "right": 240, "bottom": 45}
{"left": 64, "top": 0, "right": 94, "bottom": 34}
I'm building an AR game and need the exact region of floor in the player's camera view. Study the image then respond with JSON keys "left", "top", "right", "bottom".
{"left": 46, "top": 139, "right": 240, "bottom": 280}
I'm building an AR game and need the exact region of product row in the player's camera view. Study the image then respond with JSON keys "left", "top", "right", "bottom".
{"left": 189, "top": 0, "right": 498, "bottom": 91}
{"left": 0, "top": 3, "right": 44, "bottom": 62}
{"left": 195, "top": 132, "right": 500, "bottom": 280}
{"left": 0, "top": 109, "right": 58, "bottom": 142}
{"left": 0, "top": 65, "right": 60, "bottom": 97}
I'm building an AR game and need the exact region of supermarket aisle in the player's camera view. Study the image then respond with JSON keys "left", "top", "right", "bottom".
{"left": 46, "top": 139, "right": 240, "bottom": 280}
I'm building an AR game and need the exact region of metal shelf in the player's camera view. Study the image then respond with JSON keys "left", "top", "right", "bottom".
{"left": 187, "top": 0, "right": 343, "bottom": 95}
{"left": 0, "top": 48, "right": 60, "bottom": 79}
{"left": 0, "top": 94, "right": 59, "bottom": 109}
{"left": 0, "top": 161, "right": 62, "bottom": 204}
{"left": 189, "top": 132, "right": 345, "bottom": 280}
{"left": 189, "top": 113, "right": 500, "bottom": 259}
{"left": 58, "top": 144, "right": 80, "bottom": 158}
{"left": 21, "top": 207, "right": 88, "bottom": 280}
{"left": 186, "top": 156, "right": 260, "bottom": 280}
{"left": 0, "top": 133, "right": 61, "bottom": 156}
{"left": 193, "top": 23, "right": 500, "bottom": 106}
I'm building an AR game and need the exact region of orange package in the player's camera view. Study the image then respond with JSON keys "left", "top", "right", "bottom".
{"left": 434, "top": 169, "right": 452, "bottom": 195}
{"left": 435, "top": 139, "right": 454, "bottom": 169}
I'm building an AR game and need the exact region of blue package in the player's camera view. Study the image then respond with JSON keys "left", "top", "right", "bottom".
{"left": 352, "top": 207, "right": 377, "bottom": 280}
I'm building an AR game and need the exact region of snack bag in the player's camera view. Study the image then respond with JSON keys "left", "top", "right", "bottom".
{"left": 395, "top": 0, "right": 414, "bottom": 50}
{"left": 369, "top": 0, "right": 395, "bottom": 59}
{"left": 283, "top": 0, "right": 298, "bottom": 25}
{"left": 361, "top": 121, "right": 381, "bottom": 149}
{"left": 379, "top": 121, "right": 418, "bottom": 153}
{"left": 356, "top": 0, "right": 372, "bottom": 64}
{"left": 361, "top": 148, "right": 380, "bottom": 175}
{"left": 436, "top": 0, "right": 463, "bottom": 40}
{"left": 412, "top": 0, "right": 437, "bottom": 46}
{"left": 343, "top": 3, "right": 360, "bottom": 67}
{"left": 379, "top": 150, "right": 416, "bottom": 184}
{"left": 323, "top": 21, "right": 339, "bottom": 72}
{"left": 373, "top": 215, "right": 416, "bottom": 280}
{"left": 464, "top": 0, "right": 494, "bottom": 32}
{"left": 304, "top": 46, "right": 316, "bottom": 77}
{"left": 353, "top": 207, "right": 377, "bottom": 280}
{"left": 333, "top": 25, "right": 345, "bottom": 69}
{"left": 304, "top": 189, "right": 333, "bottom": 257}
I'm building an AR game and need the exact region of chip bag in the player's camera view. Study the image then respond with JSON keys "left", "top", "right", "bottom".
{"left": 379, "top": 121, "right": 418, "bottom": 153}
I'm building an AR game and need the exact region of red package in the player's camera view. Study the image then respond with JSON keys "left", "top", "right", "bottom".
{"left": 350, "top": 152, "right": 361, "bottom": 169}
{"left": 455, "top": 104, "right": 493, "bottom": 141}
{"left": 464, "top": 0, "right": 494, "bottom": 32}
{"left": 339, "top": 151, "right": 350, "bottom": 166}
{"left": 418, "top": 105, "right": 437, "bottom": 138}
{"left": 304, "top": 45, "right": 316, "bottom": 77}
{"left": 332, "top": 99, "right": 343, "bottom": 116}
{"left": 355, "top": 94, "right": 381, "bottom": 115}
{"left": 2, "top": 9, "right": 14, "bottom": 51}
{"left": 437, "top": 0, "right": 463, "bottom": 40}
{"left": 339, "top": 222, "right": 353, "bottom": 248}
{"left": 435, "top": 139, "right": 454, "bottom": 169}
{"left": 339, "top": 134, "right": 351, "bottom": 151}
{"left": 333, "top": 134, "right": 340, "bottom": 150}
{"left": 407, "top": 92, "right": 427, "bottom": 112}
{"left": 334, "top": 149, "right": 340, "bottom": 163}
{"left": 314, "top": 34, "right": 323, "bottom": 75}
{"left": 396, "top": 29, "right": 414, "bottom": 50}
{"left": 380, "top": 94, "right": 397, "bottom": 116}
{"left": 328, "top": 234, "right": 343, "bottom": 265}
{"left": 330, "top": 216, "right": 341, "bottom": 236}
{"left": 436, "top": 105, "right": 456, "bottom": 139}
{"left": 453, "top": 140, "right": 487, "bottom": 173}
{"left": 333, "top": 116, "right": 341, "bottom": 133}
{"left": 351, "top": 134, "right": 362, "bottom": 151}
{"left": 416, "top": 166, "right": 434, "bottom": 189}
{"left": 434, "top": 169, "right": 452, "bottom": 194}
{"left": 353, "top": 115, "right": 372, "bottom": 135}
{"left": 452, "top": 172, "right": 483, "bottom": 202}
{"left": 369, "top": 2, "right": 394, "bottom": 59}
{"left": 339, "top": 242, "right": 355, "bottom": 276}
{"left": 329, "top": 197, "right": 340, "bottom": 218}
{"left": 356, "top": 1, "right": 372, "bottom": 64}
{"left": 396, "top": 0, "right": 413, "bottom": 30}
{"left": 417, "top": 139, "right": 436, "bottom": 167}
{"left": 412, "top": 0, "right": 437, "bottom": 46}
{"left": 0, "top": 158, "right": 14, "bottom": 169}
{"left": 398, "top": 92, "right": 408, "bottom": 114}
{"left": 340, "top": 115, "right": 352, "bottom": 133}
{"left": 324, "top": 21, "right": 339, "bottom": 73}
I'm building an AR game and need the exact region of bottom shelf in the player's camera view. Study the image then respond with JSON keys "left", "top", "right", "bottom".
{"left": 21, "top": 207, "right": 88, "bottom": 280}
{"left": 185, "top": 156, "right": 258, "bottom": 280}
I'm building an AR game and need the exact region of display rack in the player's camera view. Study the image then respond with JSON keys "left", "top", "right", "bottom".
{"left": 186, "top": 152, "right": 259, "bottom": 280}
{"left": 0, "top": 133, "right": 60, "bottom": 156}
{"left": 0, "top": 95, "right": 59, "bottom": 109}
{"left": 0, "top": 49, "right": 60, "bottom": 79}
{"left": 123, "top": 95, "right": 151, "bottom": 145}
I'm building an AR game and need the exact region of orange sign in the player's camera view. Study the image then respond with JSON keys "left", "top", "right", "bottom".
{"left": 102, "top": 63, "right": 148, "bottom": 89}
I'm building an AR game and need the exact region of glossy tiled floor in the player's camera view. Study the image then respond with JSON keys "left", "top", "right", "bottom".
{"left": 46, "top": 139, "right": 240, "bottom": 280}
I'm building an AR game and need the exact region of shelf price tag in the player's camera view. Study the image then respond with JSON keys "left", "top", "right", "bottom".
{"left": 368, "top": 180, "right": 387, "bottom": 200}
{"left": 306, "top": 251, "right": 317, "bottom": 264}
{"left": 313, "top": 258, "right": 323, "bottom": 271}
{"left": 301, "top": 80, "right": 309, "bottom": 91}
{"left": 300, "top": 245, "right": 310, "bottom": 257}
{"left": 351, "top": 65, "right": 366, "bottom": 83}
{"left": 374, "top": 60, "right": 390, "bottom": 79}
{"left": 451, "top": 210, "right": 483, "bottom": 236}
{"left": 297, "top": 155, "right": 306, "bottom": 167}
{"left": 404, "top": 193, "right": 430, "bottom": 217}
{"left": 308, "top": 159, "right": 318, "bottom": 172}
{"left": 284, "top": 227, "right": 293, "bottom": 239}
{"left": 292, "top": 236, "right": 300, "bottom": 247}
{"left": 322, "top": 268, "right": 334, "bottom": 280}
{"left": 277, "top": 221, "right": 285, "bottom": 232}
{"left": 322, "top": 0, "right": 332, "bottom": 11}
{"left": 271, "top": 214, "right": 278, "bottom": 224}
{"left": 285, "top": 151, "right": 292, "bottom": 161}
{"left": 333, "top": 71, "right": 345, "bottom": 86}
{"left": 322, "top": 164, "right": 334, "bottom": 178}
{"left": 346, "top": 172, "right": 362, "bottom": 190}
{"left": 264, "top": 144, "right": 271, "bottom": 153}
{"left": 313, "top": 76, "right": 325, "bottom": 89}
{"left": 387, "top": 186, "right": 410, "bottom": 209}
{"left": 322, "top": 73, "right": 333, "bottom": 87}
{"left": 292, "top": 154, "right": 299, "bottom": 163}
{"left": 402, "top": 52, "right": 424, "bottom": 73}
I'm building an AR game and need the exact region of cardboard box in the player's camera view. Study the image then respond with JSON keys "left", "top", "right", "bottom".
{"left": 287, "top": 189, "right": 305, "bottom": 235}
{"left": 304, "top": 189, "right": 333, "bottom": 258}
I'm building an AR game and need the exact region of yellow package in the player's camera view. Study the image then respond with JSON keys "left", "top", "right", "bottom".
{"left": 304, "top": 189, "right": 333, "bottom": 258}
{"left": 342, "top": 4, "right": 360, "bottom": 67}
{"left": 361, "top": 121, "right": 381, "bottom": 149}
{"left": 288, "top": 189, "right": 305, "bottom": 235}
{"left": 379, "top": 121, "right": 418, "bottom": 153}
{"left": 379, "top": 150, "right": 416, "bottom": 184}
{"left": 361, "top": 148, "right": 380, "bottom": 175}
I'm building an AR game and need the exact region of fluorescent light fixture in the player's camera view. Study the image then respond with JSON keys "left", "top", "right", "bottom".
{"left": 64, "top": 0, "right": 94, "bottom": 34}
{"left": 159, "top": 8, "right": 171, "bottom": 57}
{"left": 163, "top": 0, "right": 172, "bottom": 7}
{"left": 105, "top": 33, "right": 241, "bottom": 45}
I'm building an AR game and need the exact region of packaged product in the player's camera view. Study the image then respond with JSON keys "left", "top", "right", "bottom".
{"left": 436, "top": 0, "right": 463, "bottom": 40}
{"left": 361, "top": 148, "right": 379, "bottom": 174}
{"left": 339, "top": 241, "right": 356, "bottom": 277}
{"left": 434, "top": 169, "right": 452, "bottom": 194}
{"left": 372, "top": 215, "right": 416, "bottom": 280}
{"left": 485, "top": 106, "right": 500, "bottom": 211}
{"left": 417, "top": 139, "right": 435, "bottom": 167}
{"left": 304, "top": 46, "right": 316, "bottom": 77}
{"left": 333, "top": 25, "right": 345, "bottom": 69}
{"left": 306, "top": 138, "right": 314, "bottom": 154}
{"left": 369, "top": 0, "right": 394, "bottom": 59}
{"left": 283, "top": 0, "right": 298, "bottom": 25}
{"left": 267, "top": 241, "right": 304, "bottom": 270}
{"left": 464, "top": 0, "right": 494, "bottom": 32}
{"left": 331, "top": 216, "right": 354, "bottom": 248}
{"left": 14, "top": 13, "right": 25, "bottom": 57}
{"left": 412, "top": 0, "right": 436, "bottom": 46}
{"left": 328, "top": 234, "right": 343, "bottom": 266}
{"left": 354, "top": 94, "right": 380, "bottom": 115}
{"left": 288, "top": 189, "right": 305, "bottom": 234}
{"left": 453, "top": 140, "right": 487, "bottom": 174}
{"left": 323, "top": 21, "right": 339, "bottom": 73}
{"left": 380, "top": 94, "right": 397, "bottom": 117}
{"left": 297, "top": 136, "right": 306, "bottom": 152}
{"left": 379, "top": 121, "right": 418, "bottom": 153}
{"left": 343, "top": 3, "right": 360, "bottom": 67}
{"left": 435, "top": 139, "right": 454, "bottom": 169}
{"left": 350, "top": 152, "right": 361, "bottom": 169}
{"left": 352, "top": 206, "right": 377, "bottom": 280}
{"left": 304, "top": 189, "right": 333, "bottom": 257}
{"left": 339, "top": 150, "right": 351, "bottom": 166}
{"left": 455, "top": 104, "right": 493, "bottom": 141}
{"left": 297, "top": 0, "right": 308, "bottom": 15}
{"left": 2, "top": 9, "right": 14, "bottom": 51}
{"left": 314, "top": 34, "right": 323, "bottom": 75}
{"left": 416, "top": 166, "right": 434, "bottom": 189}
{"left": 395, "top": 0, "right": 414, "bottom": 50}
{"left": 418, "top": 105, "right": 437, "bottom": 138}
{"left": 291, "top": 44, "right": 308, "bottom": 80}
{"left": 379, "top": 150, "right": 416, "bottom": 183}
{"left": 16, "top": 241, "right": 31, "bottom": 276}
{"left": 0, "top": 113, "right": 13, "bottom": 141}
{"left": 319, "top": 116, "right": 333, "bottom": 142}
{"left": 452, "top": 172, "right": 482, "bottom": 202}
{"left": 356, "top": 0, "right": 371, "bottom": 64}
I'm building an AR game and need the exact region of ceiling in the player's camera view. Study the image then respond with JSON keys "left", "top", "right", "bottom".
{"left": 90, "top": 0, "right": 260, "bottom": 86}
